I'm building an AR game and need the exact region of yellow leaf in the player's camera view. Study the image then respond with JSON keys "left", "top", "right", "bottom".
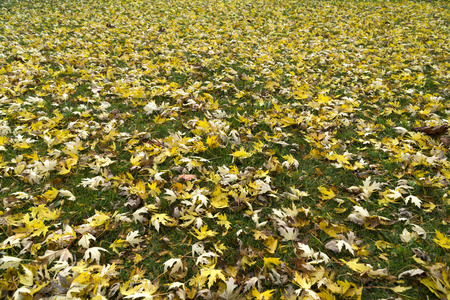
{"left": 200, "top": 266, "right": 226, "bottom": 288}
{"left": 231, "top": 148, "right": 252, "bottom": 159}
{"left": 434, "top": 230, "right": 450, "bottom": 249}
{"left": 19, "top": 264, "right": 34, "bottom": 286}
{"left": 29, "top": 205, "right": 60, "bottom": 221}
{"left": 109, "top": 239, "right": 126, "bottom": 254}
{"left": 375, "top": 240, "right": 393, "bottom": 250}
{"left": 214, "top": 242, "right": 227, "bottom": 255}
{"left": 293, "top": 272, "right": 313, "bottom": 289}
{"left": 263, "top": 257, "right": 282, "bottom": 269}
{"left": 216, "top": 213, "right": 231, "bottom": 231}
{"left": 210, "top": 193, "right": 228, "bottom": 209}
{"left": 206, "top": 135, "right": 220, "bottom": 149}
{"left": 264, "top": 236, "right": 278, "bottom": 254}
{"left": 318, "top": 186, "right": 336, "bottom": 200}
{"left": 341, "top": 258, "right": 372, "bottom": 273}
{"left": 420, "top": 277, "right": 442, "bottom": 299}
{"left": 390, "top": 286, "right": 412, "bottom": 293}
{"left": 88, "top": 211, "right": 110, "bottom": 227}
{"left": 130, "top": 154, "right": 143, "bottom": 166}
{"left": 129, "top": 180, "right": 148, "bottom": 200}
{"left": 43, "top": 188, "right": 59, "bottom": 202}
{"left": 192, "top": 225, "right": 218, "bottom": 240}
{"left": 252, "top": 288, "right": 275, "bottom": 300}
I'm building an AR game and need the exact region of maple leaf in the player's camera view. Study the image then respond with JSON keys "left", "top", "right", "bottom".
{"left": 133, "top": 206, "right": 149, "bottom": 223}
{"left": 347, "top": 205, "right": 370, "bottom": 225}
{"left": 341, "top": 258, "right": 372, "bottom": 273}
{"left": 405, "top": 195, "right": 422, "bottom": 208}
{"left": 318, "top": 186, "right": 336, "bottom": 200}
{"left": 150, "top": 213, "right": 173, "bottom": 232}
{"left": 59, "top": 189, "right": 76, "bottom": 201}
{"left": 279, "top": 226, "right": 299, "bottom": 242}
{"left": 219, "top": 277, "right": 241, "bottom": 300}
{"left": 282, "top": 154, "right": 299, "bottom": 169}
{"left": 325, "top": 239, "right": 355, "bottom": 256}
{"left": 164, "top": 258, "right": 184, "bottom": 274}
{"left": 216, "top": 213, "right": 231, "bottom": 231}
{"left": 196, "top": 252, "right": 217, "bottom": 265}
{"left": 192, "top": 225, "right": 218, "bottom": 240}
{"left": 83, "top": 247, "right": 109, "bottom": 264}
{"left": 126, "top": 230, "right": 144, "bottom": 247}
{"left": 78, "top": 176, "right": 106, "bottom": 190}
{"left": 200, "top": 265, "right": 226, "bottom": 288}
{"left": 400, "top": 228, "right": 418, "bottom": 243}
{"left": 0, "top": 256, "right": 22, "bottom": 269}
{"left": 263, "top": 257, "right": 282, "bottom": 269}
{"left": 252, "top": 288, "right": 275, "bottom": 300}
{"left": 78, "top": 232, "right": 96, "bottom": 249}
{"left": 433, "top": 230, "right": 450, "bottom": 249}
{"left": 264, "top": 236, "right": 278, "bottom": 254}
{"left": 358, "top": 176, "right": 381, "bottom": 199}
{"left": 398, "top": 268, "right": 426, "bottom": 279}
{"left": 19, "top": 264, "right": 34, "bottom": 286}
{"left": 164, "top": 188, "right": 178, "bottom": 204}
{"left": 292, "top": 272, "right": 321, "bottom": 300}
{"left": 143, "top": 101, "right": 160, "bottom": 114}
{"left": 231, "top": 148, "right": 252, "bottom": 159}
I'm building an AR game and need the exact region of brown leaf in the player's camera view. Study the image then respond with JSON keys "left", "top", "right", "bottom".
{"left": 440, "top": 135, "right": 450, "bottom": 147}
{"left": 177, "top": 174, "right": 197, "bottom": 181}
{"left": 364, "top": 216, "right": 380, "bottom": 229}
{"left": 412, "top": 124, "right": 449, "bottom": 135}
{"left": 412, "top": 248, "right": 431, "bottom": 262}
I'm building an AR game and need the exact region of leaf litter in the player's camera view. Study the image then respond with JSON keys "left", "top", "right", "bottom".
{"left": 0, "top": 0, "right": 449, "bottom": 299}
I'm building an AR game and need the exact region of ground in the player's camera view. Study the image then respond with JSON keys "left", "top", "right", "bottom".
{"left": 0, "top": 0, "right": 449, "bottom": 299}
